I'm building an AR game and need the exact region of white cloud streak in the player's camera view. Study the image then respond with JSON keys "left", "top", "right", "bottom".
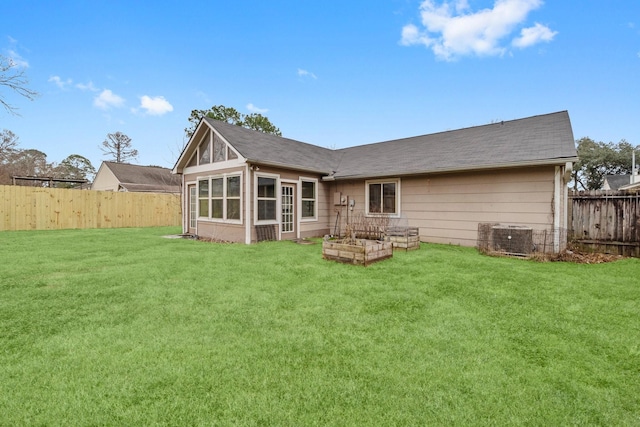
{"left": 76, "top": 81, "right": 98, "bottom": 92}
{"left": 93, "top": 89, "right": 125, "bottom": 110}
{"left": 246, "top": 103, "right": 268, "bottom": 114}
{"left": 297, "top": 68, "right": 317, "bottom": 79}
{"left": 401, "top": 0, "right": 556, "bottom": 60}
{"left": 48, "top": 75, "right": 73, "bottom": 89}
{"left": 138, "top": 95, "right": 173, "bottom": 116}
{"left": 512, "top": 22, "right": 557, "bottom": 48}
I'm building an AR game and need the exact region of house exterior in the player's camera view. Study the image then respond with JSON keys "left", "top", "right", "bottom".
{"left": 92, "top": 161, "right": 181, "bottom": 193}
{"left": 172, "top": 111, "right": 578, "bottom": 251}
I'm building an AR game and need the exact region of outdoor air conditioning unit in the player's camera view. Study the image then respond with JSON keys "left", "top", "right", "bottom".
{"left": 491, "top": 225, "right": 534, "bottom": 256}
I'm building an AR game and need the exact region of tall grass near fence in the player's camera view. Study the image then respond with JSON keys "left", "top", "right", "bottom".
{"left": 0, "top": 185, "right": 181, "bottom": 231}
{"left": 1, "top": 227, "right": 639, "bottom": 425}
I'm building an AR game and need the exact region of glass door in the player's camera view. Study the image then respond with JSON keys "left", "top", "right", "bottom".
{"left": 281, "top": 185, "right": 295, "bottom": 234}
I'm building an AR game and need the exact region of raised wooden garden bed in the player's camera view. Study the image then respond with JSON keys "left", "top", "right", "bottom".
{"left": 385, "top": 226, "right": 420, "bottom": 251}
{"left": 322, "top": 239, "right": 393, "bottom": 266}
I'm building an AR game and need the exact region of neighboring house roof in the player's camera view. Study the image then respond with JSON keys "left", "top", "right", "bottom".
{"left": 95, "top": 162, "right": 181, "bottom": 193}
{"left": 618, "top": 177, "right": 640, "bottom": 191}
{"left": 603, "top": 175, "right": 632, "bottom": 190}
{"left": 174, "top": 111, "right": 578, "bottom": 179}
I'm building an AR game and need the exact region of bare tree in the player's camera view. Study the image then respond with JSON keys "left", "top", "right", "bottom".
{"left": 0, "top": 129, "right": 19, "bottom": 161}
{"left": 100, "top": 132, "right": 138, "bottom": 163}
{"left": 0, "top": 55, "right": 38, "bottom": 115}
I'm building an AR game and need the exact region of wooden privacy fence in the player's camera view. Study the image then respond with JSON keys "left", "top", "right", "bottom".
{"left": 569, "top": 190, "right": 640, "bottom": 257}
{"left": 0, "top": 185, "right": 181, "bottom": 231}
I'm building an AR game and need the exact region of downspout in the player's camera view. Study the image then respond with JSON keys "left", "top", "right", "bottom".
{"left": 554, "top": 166, "right": 562, "bottom": 252}
{"left": 245, "top": 163, "right": 252, "bottom": 244}
{"left": 182, "top": 173, "right": 187, "bottom": 234}
{"left": 562, "top": 162, "right": 573, "bottom": 250}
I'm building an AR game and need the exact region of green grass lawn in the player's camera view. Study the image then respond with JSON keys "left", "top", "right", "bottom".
{"left": 1, "top": 227, "right": 639, "bottom": 426}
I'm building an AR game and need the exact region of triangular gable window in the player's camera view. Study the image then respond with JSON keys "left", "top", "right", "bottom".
{"left": 213, "top": 134, "right": 226, "bottom": 162}
{"left": 198, "top": 131, "right": 211, "bottom": 165}
{"left": 187, "top": 130, "right": 239, "bottom": 167}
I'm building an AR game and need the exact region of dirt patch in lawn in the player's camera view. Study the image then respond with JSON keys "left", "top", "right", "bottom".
{"left": 534, "top": 250, "right": 626, "bottom": 264}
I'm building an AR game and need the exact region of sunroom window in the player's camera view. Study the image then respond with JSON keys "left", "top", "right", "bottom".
{"left": 257, "top": 176, "right": 276, "bottom": 221}
{"left": 226, "top": 175, "right": 241, "bottom": 220}
{"left": 198, "top": 174, "right": 242, "bottom": 222}
{"left": 198, "top": 179, "right": 209, "bottom": 217}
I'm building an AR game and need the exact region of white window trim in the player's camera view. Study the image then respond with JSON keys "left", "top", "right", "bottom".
{"left": 254, "top": 172, "right": 280, "bottom": 225}
{"left": 365, "top": 178, "right": 401, "bottom": 218}
{"left": 197, "top": 172, "right": 243, "bottom": 224}
{"left": 299, "top": 177, "right": 318, "bottom": 222}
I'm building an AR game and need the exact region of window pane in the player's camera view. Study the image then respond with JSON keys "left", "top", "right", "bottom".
{"left": 369, "top": 183, "right": 381, "bottom": 213}
{"left": 383, "top": 183, "right": 396, "bottom": 213}
{"left": 198, "top": 134, "right": 210, "bottom": 165}
{"left": 258, "top": 200, "right": 276, "bottom": 220}
{"left": 198, "top": 179, "right": 209, "bottom": 197}
{"left": 211, "top": 178, "right": 223, "bottom": 197}
{"left": 212, "top": 199, "right": 223, "bottom": 218}
{"left": 227, "top": 199, "right": 240, "bottom": 220}
{"left": 258, "top": 177, "right": 275, "bottom": 198}
{"left": 199, "top": 199, "right": 209, "bottom": 217}
{"left": 227, "top": 147, "right": 238, "bottom": 160}
{"left": 301, "top": 181, "right": 315, "bottom": 199}
{"left": 302, "top": 200, "right": 315, "bottom": 218}
{"left": 213, "top": 134, "right": 226, "bottom": 162}
{"left": 227, "top": 175, "right": 240, "bottom": 197}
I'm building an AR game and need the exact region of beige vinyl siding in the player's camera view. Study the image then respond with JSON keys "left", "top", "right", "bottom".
{"left": 330, "top": 166, "right": 559, "bottom": 247}
{"left": 196, "top": 222, "right": 245, "bottom": 242}
{"left": 407, "top": 167, "right": 555, "bottom": 246}
{"left": 91, "top": 165, "right": 120, "bottom": 191}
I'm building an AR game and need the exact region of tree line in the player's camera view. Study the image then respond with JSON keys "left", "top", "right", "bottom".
{"left": 572, "top": 137, "right": 639, "bottom": 190}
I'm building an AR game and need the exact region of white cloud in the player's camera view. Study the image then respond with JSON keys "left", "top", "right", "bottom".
{"left": 6, "top": 49, "right": 29, "bottom": 68}
{"left": 401, "top": 0, "right": 554, "bottom": 60}
{"left": 297, "top": 68, "right": 317, "bottom": 79}
{"left": 246, "top": 103, "right": 268, "bottom": 114}
{"left": 93, "top": 89, "right": 125, "bottom": 110}
{"left": 512, "top": 22, "right": 557, "bottom": 48}
{"left": 48, "top": 75, "right": 73, "bottom": 89}
{"left": 138, "top": 95, "right": 173, "bottom": 116}
{"left": 76, "top": 81, "right": 98, "bottom": 92}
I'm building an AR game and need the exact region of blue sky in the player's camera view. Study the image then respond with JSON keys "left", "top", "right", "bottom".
{"left": 2, "top": 0, "right": 639, "bottom": 171}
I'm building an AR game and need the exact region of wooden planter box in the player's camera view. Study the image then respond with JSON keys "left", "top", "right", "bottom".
{"left": 385, "top": 226, "right": 420, "bottom": 251}
{"left": 322, "top": 239, "right": 393, "bottom": 266}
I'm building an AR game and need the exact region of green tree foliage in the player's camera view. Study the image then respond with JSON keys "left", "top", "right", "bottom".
{"left": 573, "top": 137, "right": 638, "bottom": 190}
{"left": 52, "top": 154, "right": 96, "bottom": 184}
{"left": 0, "top": 55, "right": 38, "bottom": 115}
{"left": 100, "top": 132, "right": 138, "bottom": 163}
{"left": 185, "top": 105, "right": 281, "bottom": 139}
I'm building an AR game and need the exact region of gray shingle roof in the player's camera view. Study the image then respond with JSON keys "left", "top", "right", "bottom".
{"left": 203, "top": 118, "right": 339, "bottom": 173}
{"left": 604, "top": 175, "right": 632, "bottom": 190}
{"left": 332, "top": 111, "right": 577, "bottom": 179}
{"left": 105, "top": 162, "right": 181, "bottom": 193}
{"left": 185, "top": 111, "right": 577, "bottom": 180}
